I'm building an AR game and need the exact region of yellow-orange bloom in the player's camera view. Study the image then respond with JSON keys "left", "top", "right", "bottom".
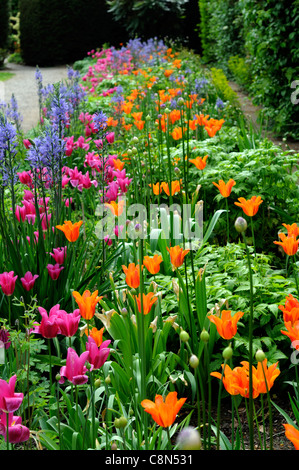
{"left": 279, "top": 294, "right": 299, "bottom": 325}
{"left": 281, "top": 320, "right": 299, "bottom": 346}
{"left": 208, "top": 309, "right": 244, "bottom": 340}
{"left": 141, "top": 392, "right": 186, "bottom": 428}
{"left": 164, "top": 69, "right": 174, "bottom": 78}
{"left": 274, "top": 233, "right": 299, "bottom": 256}
{"left": 282, "top": 223, "right": 299, "bottom": 238}
{"left": 85, "top": 326, "right": 105, "bottom": 346}
{"left": 212, "top": 179, "right": 236, "bottom": 198}
{"left": 56, "top": 220, "right": 83, "bottom": 242}
{"left": 189, "top": 155, "right": 208, "bottom": 170}
{"left": 243, "top": 359, "right": 280, "bottom": 394}
{"left": 135, "top": 292, "right": 158, "bottom": 315}
{"left": 105, "top": 200, "right": 125, "bottom": 216}
{"left": 283, "top": 424, "right": 299, "bottom": 450}
{"left": 162, "top": 180, "right": 182, "bottom": 196}
{"left": 167, "top": 245, "right": 190, "bottom": 268}
{"left": 113, "top": 159, "right": 125, "bottom": 171}
{"left": 72, "top": 290, "right": 103, "bottom": 320}
{"left": 211, "top": 363, "right": 259, "bottom": 398}
{"left": 171, "top": 127, "right": 183, "bottom": 140}
{"left": 234, "top": 196, "right": 263, "bottom": 217}
{"left": 143, "top": 254, "right": 163, "bottom": 275}
{"left": 149, "top": 182, "right": 163, "bottom": 195}
{"left": 122, "top": 263, "right": 142, "bottom": 289}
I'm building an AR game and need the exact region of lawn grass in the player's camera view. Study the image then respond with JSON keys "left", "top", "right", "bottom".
{"left": 0, "top": 71, "right": 14, "bottom": 81}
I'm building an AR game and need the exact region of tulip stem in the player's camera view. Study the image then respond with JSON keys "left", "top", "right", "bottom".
{"left": 225, "top": 198, "right": 229, "bottom": 244}
{"left": 48, "top": 339, "right": 52, "bottom": 390}
{"left": 241, "top": 231, "right": 254, "bottom": 450}
{"left": 6, "top": 412, "right": 9, "bottom": 451}
{"left": 292, "top": 255, "right": 299, "bottom": 298}
{"left": 261, "top": 361, "right": 273, "bottom": 450}
{"left": 216, "top": 358, "right": 227, "bottom": 450}
{"left": 250, "top": 218, "right": 256, "bottom": 257}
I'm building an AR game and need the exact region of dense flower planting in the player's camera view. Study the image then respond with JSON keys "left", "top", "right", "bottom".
{"left": 0, "top": 39, "right": 299, "bottom": 451}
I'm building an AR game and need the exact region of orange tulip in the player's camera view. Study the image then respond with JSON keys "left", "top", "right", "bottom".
{"left": 211, "top": 363, "right": 259, "bottom": 398}
{"left": 105, "top": 200, "right": 125, "bottom": 216}
{"left": 234, "top": 196, "right": 263, "bottom": 217}
{"left": 273, "top": 233, "right": 299, "bottom": 256}
{"left": 171, "top": 127, "right": 183, "bottom": 140}
{"left": 164, "top": 69, "right": 174, "bottom": 78}
{"left": 282, "top": 223, "right": 299, "bottom": 238}
{"left": 143, "top": 254, "right": 163, "bottom": 275}
{"left": 167, "top": 245, "right": 190, "bottom": 268}
{"left": 72, "top": 290, "right": 103, "bottom": 320}
{"left": 169, "top": 109, "right": 181, "bottom": 125}
{"left": 56, "top": 220, "right": 83, "bottom": 242}
{"left": 208, "top": 309, "right": 244, "bottom": 340}
{"left": 283, "top": 424, "right": 299, "bottom": 450}
{"left": 280, "top": 320, "right": 299, "bottom": 346}
{"left": 113, "top": 159, "right": 125, "bottom": 171}
{"left": 162, "top": 180, "right": 182, "bottom": 196}
{"left": 244, "top": 359, "right": 280, "bottom": 394}
{"left": 131, "top": 112, "right": 143, "bottom": 121}
{"left": 85, "top": 326, "right": 105, "bottom": 346}
{"left": 149, "top": 182, "right": 163, "bottom": 195}
{"left": 195, "top": 113, "right": 209, "bottom": 126}
{"left": 212, "top": 179, "right": 236, "bottom": 198}
{"left": 134, "top": 120, "right": 145, "bottom": 130}
{"left": 122, "top": 263, "right": 142, "bottom": 289}
{"left": 135, "top": 291, "right": 158, "bottom": 315}
{"left": 141, "top": 391, "right": 186, "bottom": 428}
{"left": 189, "top": 155, "right": 208, "bottom": 170}
{"left": 279, "top": 294, "right": 299, "bottom": 325}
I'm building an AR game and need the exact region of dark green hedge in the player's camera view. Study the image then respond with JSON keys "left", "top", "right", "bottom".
{"left": 19, "top": 0, "right": 129, "bottom": 66}
{"left": 198, "top": 0, "right": 299, "bottom": 138}
{"left": 0, "top": 0, "right": 9, "bottom": 49}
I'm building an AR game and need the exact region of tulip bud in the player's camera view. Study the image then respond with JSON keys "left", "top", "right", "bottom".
{"left": 255, "top": 349, "right": 266, "bottom": 362}
{"left": 118, "top": 416, "right": 128, "bottom": 428}
{"left": 132, "top": 136, "right": 139, "bottom": 144}
{"left": 180, "top": 330, "right": 190, "bottom": 343}
{"left": 121, "top": 307, "right": 128, "bottom": 317}
{"left": 176, "top": 426, "right": 201, "bottom": 450}
{"left": 95, "top": 378, "right": 101, "bottom": 388}
{"left": 223, "top": 345, "right": 233, "bottom": 360}
{"left": 105, "top": 375, "right": 111, "bottom": 385}
{"left": 234, "top": 217, "right": 247, "bottom": 233}
{"left": 189, "top": 354, "right": 199, "bottom": 369}
{"left": 111, "top": 442, "right": 118, "bottom": 450}
{"left": 200, "top": 329, "right": 209, "bottom": 343}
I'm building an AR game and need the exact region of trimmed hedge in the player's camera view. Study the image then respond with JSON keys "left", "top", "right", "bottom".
{"left": 19, "top": 0, "right": 129, "bottom": 66}
{"left": 0, "top": 0, "right": 9, "bottom": 49}
{"left": 198, "top": 0, "right": 299, "bottom": 138}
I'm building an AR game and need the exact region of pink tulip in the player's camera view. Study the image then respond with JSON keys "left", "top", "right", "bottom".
{"left": 0, "top": 271, "right": 18, "bottom": 296}
{"left": 55, "top": 309, "right": 81, "bottom": 337}
{"left": 23, "top": 139, "right": 32, "bottom": 149}
{"left": 50, "top": 247, "right": 67, "bottom": 265}
{"left": 20, "top": 272, "right": 39, "bottom": 291}
{"left": 85, "top": 336, "right": 111, "bottom": 370}
{"left": 34, "top": 305, "right": 61, "bottom": 339}
{"left": 106, "top": 132, "right": 115, "bottom": 144}
{"left": 0, "top": 412, "right": 30, "bottom": 443}
{"left": 47, "top": 263, "right": 64, "bottom": 280}
{"left": 59, "top": 348, "right": 90, "bottom": 385}
{"left": 0, "top": 375, "right": 24, "bottom": 413}
{"left": 15, "top": 205, "right": 27, "bottom": 222}
{"left": 0, "top": 327, "right": 11, "bottom": 349}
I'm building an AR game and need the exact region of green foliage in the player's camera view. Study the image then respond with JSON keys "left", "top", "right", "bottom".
{"left": 227, "top": 55, "right": 252, "bottom": 88}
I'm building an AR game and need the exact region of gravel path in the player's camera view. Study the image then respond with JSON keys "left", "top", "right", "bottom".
{"left": 2, "top": 62, "right": 68, "bottom": 134}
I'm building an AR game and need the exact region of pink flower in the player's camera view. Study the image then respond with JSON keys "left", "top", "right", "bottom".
{"left": 85, "top": 336, "right": 111, "bottom": 370}
{"left": 0, "top": 375, "right": 24, "bottom": 413}
{"left": 106, "top": 132, "right": 115, "bottom": 144}
{"left": 23, "top": 139, "right": 32, "bottom": 149}
{"left": 17, "top": 171, "right": 33, "bottom": 188}
{"left": 20, "top": 272, "right": 39, "bottom": 291}
{"left": 0, "top": 271, "right": 18, "bottom": 296}
{"left": 34, "top": 305, "right": 61, "bottom": 338}
{"left": 0, "top": 412, "right": 30, "bottom": 443}
{"left": 47, "top": 263, "right": 64, "bottom": 280}
{"left": 55, "top": 309, "right": 81, "bottom": 337}
{"left": 59, "top": 348, "right": 90, "bottom": 385}
{"left": 15, "top": 205, "right": 27, "bottom": 222}
{"left": 0, "top": 328, "right": 11, "bottom": 349}
{"left": 50, "top": 247, "right": 67, "bottom": 264}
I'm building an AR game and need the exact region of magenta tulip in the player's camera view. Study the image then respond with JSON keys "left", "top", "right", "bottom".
{"left": 49, "top": 247, "right": 67, "bottom": 265}
{"left": 0, "top": 412, "right": 30, "bottom": 443}
{"left": 55, "top": 309, "right": 81, "bottom": 337}
{"left": 20, "top": 272, "right": 39, "bottom": 291}
{"left": 47, "top": 263, "right": 64, "bottom": 280}
{"left": 0, "top": 328, "right": 11, "bottom": 349}
{"left": 85, "top": 336, "right": 111, "bottom": 370}
{"left": 0, "top": 375, "right": 24, "bottom": 413}
{"left": 34, "top": 305, "right": 60, "bottom": 339}
{"left": 59, "top": 348, "right": 90, "bottom": 385}
{"left": 0, "top": 271, "right": 18, "bottom": 296}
